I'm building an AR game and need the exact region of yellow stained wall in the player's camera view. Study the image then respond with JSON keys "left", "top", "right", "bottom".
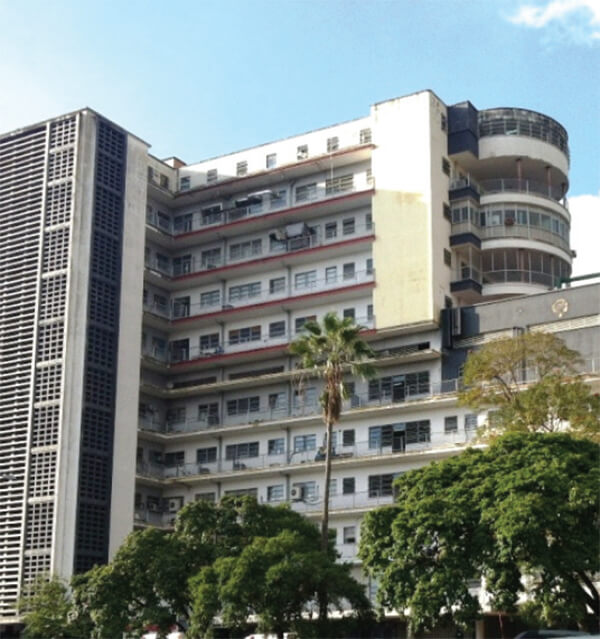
{"left": 371, "top": 91, "right": 450, "bottom": 329}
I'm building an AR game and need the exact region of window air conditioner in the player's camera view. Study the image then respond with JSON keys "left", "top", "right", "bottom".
{"left": 147, "top": 502, "right": 160, "bottom": 513}
{"left": 168, "top": 498, "right": 183, "bottom": 513}
{"left": 290, "top": 486, "right": 303, "bottom": 501}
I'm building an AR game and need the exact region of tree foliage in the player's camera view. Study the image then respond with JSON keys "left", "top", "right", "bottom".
{"left": 23, "top": 497, "right": 370, "bottom": 638}
{"left": 459, "top": 332, "right": 600, "bottom": 441}
{"left": 20, "top": 576, "right": 78, "bottom": 639}
{"left": 359, "top": 433, "right": 600, "bottom": 633}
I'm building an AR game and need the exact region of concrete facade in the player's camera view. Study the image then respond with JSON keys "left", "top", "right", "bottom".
{"left": 0, "top": 90, "right": 596, "bottom": 630}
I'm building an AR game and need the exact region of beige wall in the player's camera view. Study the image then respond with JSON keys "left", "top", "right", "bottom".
{"left": 371, "top": 91, "right": 450, "bottom": 330}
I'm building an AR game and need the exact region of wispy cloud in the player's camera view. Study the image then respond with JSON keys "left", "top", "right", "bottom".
{"left": 508, "top": 0, "right": 600, "bottom": 45}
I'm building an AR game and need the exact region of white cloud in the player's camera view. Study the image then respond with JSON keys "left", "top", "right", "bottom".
{"left": 569, "top": 192, "right": 600, "bottom": 278}
{"left": 508, "top": 0, "right": 600, "bottom": 44}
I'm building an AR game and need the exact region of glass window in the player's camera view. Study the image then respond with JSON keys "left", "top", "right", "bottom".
{"left": 200, "top": 289, "right": 220, "bottom": 308}
{"left": 236, "top": 161, "right": 248, "bottom": 177}
{"left": 225, "top": 442, "right": 259, "bottom": 460}
{"left": 266, "top": 153, "right": 277, "bottom": 169}
{"left": 342, "top": 217, "right": 355, "bottom": 235}
{"left": 226, "top": 396, "right": 260, "bottom": 415}
{"left": 295, "top": 270, "right": 317, "bottom": 290}
{"left": 295, "top": 182, "right": 316, "bottom": 202}
{"left": 327, "top": 136, "right": 339, "bottom": 152}
{"left": 368, "top": 473, "right": 396, "bottom": 497}
{"left": 294, "top": 434, "right": 317, "bottom": 452}
{"left": 342, "top": 477, "right": 355, "bottom": 494}
{"left": 229, "top": 239, "right": 262, "bottom": 260}
{"left": 343, "top": 308, "right": 355, "bottom": 320}
{"left": 444, "top": 416, "right": 458, "bottom": 433}
{"left": 270, "top": 277, "right": 286, "bottom": 294}
{"left": 326, "top": 175, "right": 354, "bottom": 195}
{"left": 267, "top": 485, "right": 284, "bottom": 501}
{"left": 206, "top": 169, "right": 217, "bottom": 183}
{"left": 164, "top": 451, "right": 184, "bottom": 467}
{"left": 325, "top": 222, "right": 338, "bottom": 239}
{"left": 229, "top": 325, "right": 261, "bottom": 345}
{"left": 366, "top": 213, "right": 373, "bottom": 230}
{"left": 325, "top": 266, "right": 337, "bottom": 284}
{"left": 296, "top": 144, "right": 309, "bottom": 160}
{"left": 269, "top": 321, "right": 286, "bottom": 338}
{"left": 295, "top": 315, "right": 316, "bottom": 332}
{"left": 200, "top": 333, "right": 220, "bottom": 351}
{"left": 359, "top": 128, "right": 372, "bottom": 144}
{"left": 229, "top": 282, "right": 261, "bottom": 301}
{"left": 343, "top": 262, "right": 355, "bottom": 280}
{"left": 196, "top": 447, "right": 217, "bottom": 464}
{"left": 343, "top": 526, "right": 356, "bottom": 544}
{"left": 268, "top": 438, "right": 285, "bottom": 455}
{"left": 342, "top": 429, "right": 355, "bottom": 446}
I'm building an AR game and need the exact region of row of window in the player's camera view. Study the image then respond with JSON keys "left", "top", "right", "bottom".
{"left": 183, "top": 129, "right": 373, "bottom": 187}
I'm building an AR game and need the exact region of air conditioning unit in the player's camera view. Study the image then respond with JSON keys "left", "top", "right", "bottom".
{"left": 168, "top": 497, "right": 183, "bottom": 513}
{"left": 147, "top": 502, "right": 160, "bottom": 513}
{"left": 290, "top": 486, "right": 303, "bottom": 501}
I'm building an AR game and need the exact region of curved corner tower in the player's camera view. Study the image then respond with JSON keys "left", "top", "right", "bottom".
{"left": 447, "top": 103, "right": 571, "bottom": 303}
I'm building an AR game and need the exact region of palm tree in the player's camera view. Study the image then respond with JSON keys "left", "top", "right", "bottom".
{"left": 290, "top": 312, "right": 376, "bottom": 625}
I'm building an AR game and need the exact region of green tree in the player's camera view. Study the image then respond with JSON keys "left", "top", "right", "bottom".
{"left": 359, "top": 433, "right": 600, "bottom": 634}
{"left": 189, "top": 529, "right": 372, "bottom": 639}
{"left": 459, "top": 332, "right": 600, "bottom": 441}
{"left": 20, "top": 576, "right": 74, "bottom": 639}
{"left": 290, "top": 312, "right": 375, "bottom": 628}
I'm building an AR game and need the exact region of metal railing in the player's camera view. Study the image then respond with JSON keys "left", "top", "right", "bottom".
{"left": 452, "top": 266, "right": 482, "bottom": 284}
{"left": 479, "top": 178, "right": 567, "bottom": 204}
{"left": 138, "top": 378, "right": 461, "bottom": 436}
{"left": 135, "top": 432, "right": 469, "bottom": 480}
{"left": 146, "top": 178, "right": 373, "bottom": 236}
{"left": 480, "top": 224, "right": 570, "bottom": 252}
{"left": 478, "top": 108, "right": 569, "bottom": 159}
{"left": 482, "top": 269, "right": 557, "bottom": 287}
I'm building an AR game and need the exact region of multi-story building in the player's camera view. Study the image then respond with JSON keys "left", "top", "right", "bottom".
{"left": 1, "top": 89, "right": 595, "bottom": 632}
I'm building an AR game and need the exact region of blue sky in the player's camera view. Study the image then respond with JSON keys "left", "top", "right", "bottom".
{"left": 0, "top": 0, "right": 598, "bottom": 271}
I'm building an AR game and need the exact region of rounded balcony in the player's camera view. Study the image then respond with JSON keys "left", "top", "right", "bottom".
{"left": 481, "top": 247, "right": 571, "bottom": 298}
{"left": 476, "top": 107, "right": 569, "bottom": 182}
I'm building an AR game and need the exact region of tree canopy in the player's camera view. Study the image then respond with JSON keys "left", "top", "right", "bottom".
{"left": 458, "top": 332, "right": 600, "bottom": 442}
{"left": 359, "top": 433, "right": 600, "bottom": 633}
{"left": 23, "top": 496, "right": 370, "bottom": 638}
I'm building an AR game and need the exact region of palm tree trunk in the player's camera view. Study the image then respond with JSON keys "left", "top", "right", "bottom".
{"left": 318, "top": 417, "right": 333, "bottom": 628}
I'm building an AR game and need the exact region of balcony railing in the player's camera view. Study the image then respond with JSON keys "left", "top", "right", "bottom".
{"left": 452, "top": 265, "right": 481, "bottom": 284}
{"left": 135, "top": 430, "right": 470, "bottom": 480}
{"left": 138, "top": 378, "right": 461, "bottom": 436}
{"left": 289, "top": 490, "right": 395, "bottom": 514}
{"left": 483, "top": 269, "right": 557, "bottom": 287}
{"left": 146, "top": 178, "right": 373, "bottom": 236}
{"left": 480, "top": 224, "right": 570, "bottom": 252}
{"left": 193, "top": 269, "right": 372, "bottom": 318}
{"left": 478, "top": 108, "right": 569, "bottom": 159}
{"left": 479, "top": 178, "right": 567, "bottom": 204}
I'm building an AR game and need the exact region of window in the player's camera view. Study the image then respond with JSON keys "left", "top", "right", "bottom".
{"left": 368, "top": 371, "right": 430, "bottom": 401}
{"left": 170, "top": 338, "right": 189, "bottom": 362}
{"left": 295, "top": 270, "right": 317, "bottom": 290}
{"left": 297, "top": 144, "right": 308, "bottom": 160}
{"left": 366, "top": 258, "right": 373, "bottom": 275}
{"left": 227, "top": 396, "right": 260, "bottom": 415}
{"left": 164, "top": 451, "right": 184, "bottom": 467}
{"left": 406, "top": 420, "right": 431, "bottom": 444}
{"left": 342, "top": 217, "right": 355, "bottom": 235}
{"left": 295, "top": 183, "right": 317, "bottom": 202}
{"left": 464, "top": 413, "right": 478, "bottom": 431}
{"left": 225, "top": 442, "right": 259, "bottom": 460}
{"left": 443, "top": 203, "right": 452, "bottom": 221}
{"left": 360, "top": 128, "right": 372, "bottom": 144}
{"left": 201, "top": 205, "right": 222, "bottom": 226}
{"left": 268, "top": 392, "right": 286, "bottom": 410}
{"left": 366, "top": 168, "right": 373, "bottom": 185}
{"left": 174, "top": 213, "right": 192, "bottom": 232}
{"left": 236, "top": 160, "right": 248, "bottom": 177}
{"left": 343, "top": 526, "right": 356, "bottom": 544}
{"left": 294, "top": 434, "right": 317, "bottom": 452}
{"left": 269, "top": 321, "right": 286, "bottom": 338}
{"left": 325, "top": 222, "right": 337, "bottom": 239}
{"left": 173, "top": 255, "right": 192, "bottom": 276}
{"left": 326, "top": 174, "right": 353, "bottom": 195}
{"left": 367, "top": 304, "right": 374, "bottom": 320}
{"left": 173, "top": 296, "right": 190, "bottom": 318}
{"left": 325, "top": 266, "right": 337, "bottom": 284}
{"left": 327, "top": 136, "right": 339, "bottom": 152}
{"left": 200, "top": 289, "right": 220, "bottom": 308}
{"left": 225, "top": 487, "right": 258, "bottom": 497}
{"left": 444, "top": 416, "right": 458, "bottom": 433}
{"left": 267, "top": 485, "right": 284, "bottom": 501}
{"left": 198, "top": 403, "right": 219, "bottom": 425}
{"left": 229, "top": 239, "right": 262, "bottom": 260}
{"left": 229, "top": 325, "right": 261, "bottom": 345}
{"left": 295, "top": 315, "right": 316, "bottom": 332}
{"left": 270, "top": 188, "right": 287, "bottom": 209}
{"left": 342, "top": 429, "right": 355, "bottom": 446}
{"left": 156, "top": 253, "right": 169, "bottom": 271}
{"left": 366, "top": 212, "right": 373, "bottom": 230}
{"left": 196, "top": 447, "right": 217, "bottom": 464}
{"left": 201, "top": 248, "right": 221, "bottom": 268}
{"left": 270, "top": 277, "right": 286, "bottom": 294}
{"left": 268, "top": 438, "right": 285, "bottom": 455}
{"left": 294, "top": 386, "right": 317, "bottom": 408}
{"left": 159, "top": 174, "right": 169, "bottom": 189}
{"left": 196, "top": 492, "right": 216, "bottom": 502}
{"left": 342, "top": 477, "right": 355, "bottom": 494}
{"left": 441, "top": 113, "right": 447, "bottom": 132}
{"left": 207, "top": 169, "right": 217, "bottom": 183}
{"left": 442, "top": 158, "right": 450, "bottom": 175}
{"left": 200, "top": 333, "right": 220, "bottom": 351}
{"left": 368, "top": 473, "right": 396, "bottom": 497}
{"left": 343, "top": 262, "right": 355, "bottom": 280}
{"left": 229, "top": 282, "right": 261, "bottom": 301}
{"left": 266, "top": 153, "right": 277, "bottom": 169}
{"left": 293, "top": 481, "right": 317, "bottom": 500}
{"left": 444, "top": 249, "right": 452, "bottom": 267}
{"left": 343, "top": 308, "right": 355, "bottom": 320}
{"left": 180, "top": 176, "right": 190, "bottom": 191}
